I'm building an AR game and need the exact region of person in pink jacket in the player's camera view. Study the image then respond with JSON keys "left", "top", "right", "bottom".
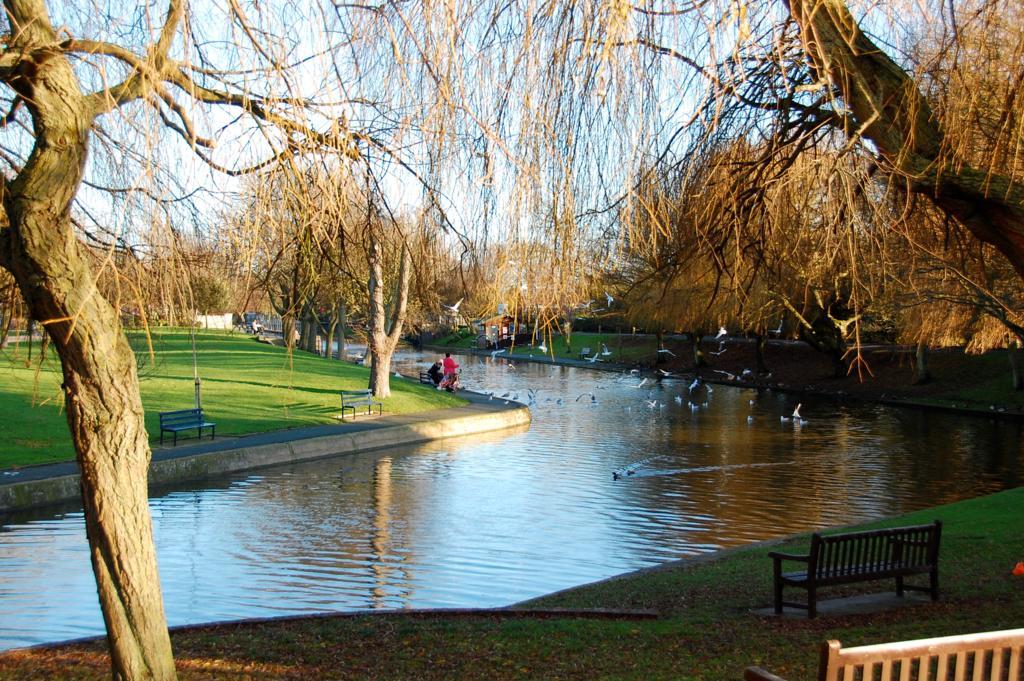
{"left": 442, "top": 352, "right": 459, "bottom": 378}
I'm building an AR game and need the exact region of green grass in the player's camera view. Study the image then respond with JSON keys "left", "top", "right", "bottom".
{"left": 2, "top": 487, "right": 1021, "bottom": 679}
{"left": 0, "top": 329, "right": 464, "bottom": 467}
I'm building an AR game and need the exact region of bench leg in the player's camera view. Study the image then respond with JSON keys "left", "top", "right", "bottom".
{"left": 930, "top": 570, "right": 939, "bottom": 601}
{"left": 773, "top": 579, "right": 783, "bottom": 615}
{"left": 895, "top": 575, "right": 904, "bottom": 597}
{"left": 807, "top": 585, "right": 817, "bottom": 619}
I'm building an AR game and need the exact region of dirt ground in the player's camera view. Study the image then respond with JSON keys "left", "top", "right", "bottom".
{"left": 649, "top": 336, "right": 1024, "bottom": 415}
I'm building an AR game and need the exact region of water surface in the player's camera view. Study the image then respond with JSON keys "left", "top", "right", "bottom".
{"left": 1, "top": 351, "right": 1021, "bottom": 649}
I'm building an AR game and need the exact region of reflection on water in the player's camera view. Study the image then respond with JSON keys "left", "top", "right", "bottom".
{"left": 1, "top": 351, "right": 1022, "bottom": 649}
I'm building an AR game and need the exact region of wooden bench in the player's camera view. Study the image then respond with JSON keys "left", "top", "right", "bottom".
{"left": 340, "top": 389, "right": 383, "bottom": 419}
{"left": 769, "top": 520, "right": 941, "bottom": 618}
{"left": 159, "top": 408, "right": 216, "bottom": 446}
{"left": 745, "top": 628, "right": 1024, "bottom": 681}
{"left": 419, "top": 371, "right": 433, "bottom": 385}
{"left": 578, "top": 346, "right": 592, "bottom": 360}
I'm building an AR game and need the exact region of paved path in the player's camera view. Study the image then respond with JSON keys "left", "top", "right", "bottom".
{"left": 1, "top": 388, "right": 530, "bottom": 511}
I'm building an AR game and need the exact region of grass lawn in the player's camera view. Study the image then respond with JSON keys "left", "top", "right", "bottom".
{"left": 437, "top": 330, "right": 667, "bottom": 364}
{"left": 0, "top": 329, "right": 464, "bottom": 468}
{"left": 1, "top": 487, "right": 1021, "bottom": 679}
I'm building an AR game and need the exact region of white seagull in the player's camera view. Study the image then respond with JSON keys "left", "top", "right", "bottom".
{"left": 688, "top": 378, "right": 700, "bottom": 392}
{"left": 601, "top": 343, "right": 612, "bottom": 356}
{"left": 605, "top": 291, "right": 614, "bottom": 307}
{"left": 538, "top": 341, "right": 548, "bottom": 353}
{"left": 443, "top": 298, "right": 463, "bottom": 313}
{"left": 715, "top": 326, "right": 727, "bottom": 340}
{"left": 491, "top": 348, "right": 507, "bottom": 358}
{"left": 657, "top": 348, "right": 676, "bottom": 357}
{"left": 770, "top": 319, "right": 784, "bottom": 335}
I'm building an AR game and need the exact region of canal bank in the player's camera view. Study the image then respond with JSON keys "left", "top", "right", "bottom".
{"left": 0, "top": 389, "right": 531, "bottom": 513}
{"left": 427, "top": 342, "right": 1024, "bottom": 422}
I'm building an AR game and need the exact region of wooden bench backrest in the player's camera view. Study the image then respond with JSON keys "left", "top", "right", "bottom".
{"left": 160, "top": 408, "right": 204, "bottom": 425}
{"left": 811, "top": 521, "right": 941, "bottom": 579}
{"left": 820, "top": 628, "right": 1024, "bottom": 681}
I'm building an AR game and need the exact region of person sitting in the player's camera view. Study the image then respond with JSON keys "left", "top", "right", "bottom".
{"left": 427, "top": 360, "right": 444, "bottom": 386}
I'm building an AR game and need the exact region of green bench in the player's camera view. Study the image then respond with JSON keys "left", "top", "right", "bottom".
{"left": 340, "top": 389, "right": 383, "bottom": 419}
{"left": 159, "top": 408, "right": 216, "bottom": 446}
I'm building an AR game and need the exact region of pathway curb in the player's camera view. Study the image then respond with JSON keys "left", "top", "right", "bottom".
{"left": 0, "top": 390, "right": 530, "bottom": 513}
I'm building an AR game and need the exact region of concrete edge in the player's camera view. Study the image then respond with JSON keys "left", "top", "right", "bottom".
{"left": 0, "top": 403, "right": 531, "bottom": 514}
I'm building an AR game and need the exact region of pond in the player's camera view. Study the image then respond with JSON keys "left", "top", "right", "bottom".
{"left": 1, "top": 350, "right": 1021, "bottom": 650}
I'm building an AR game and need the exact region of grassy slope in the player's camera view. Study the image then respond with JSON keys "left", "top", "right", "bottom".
{"left": 2, "top": 487, "right": 1020, "bottom": 679}
{"left": 0, "top": 329, "right": 464, "bottom": 467}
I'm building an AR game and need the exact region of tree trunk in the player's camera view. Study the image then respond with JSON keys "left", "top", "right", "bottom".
{"left": 1010, "top": 342, "right": 1023, "bottom": 391}
{"left": 788, "top": 0, "right": 1024, "bottom": 280}
{"left": 691, "top": 330, "right": 707, "bottom": 368}
{"left": 913, "top": 340, "right": 932, "bottom": 385}
{"left": 337, "top": 301, "right": 347, "bottom": 361}
{"left": 366, "top": 233, "right": 411, "bottom": 398}
{"left": 755, "top": 334, "right": 770, "bottom": 376}
{"left": 0, "top": 21, "right": 175, "bottom": 678}
{"left": 0, "top": 286, "right": 15, "bottom": 349}
{"left": 282, "top": 314, "right": 297, "bottom": 350}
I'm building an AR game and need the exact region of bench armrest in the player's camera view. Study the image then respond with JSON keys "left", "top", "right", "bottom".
{"left": 744, "top": 666, "right": 788, "bottom": 681}
{"left": 768, "top": 551, "right": 809, "bottom": 563}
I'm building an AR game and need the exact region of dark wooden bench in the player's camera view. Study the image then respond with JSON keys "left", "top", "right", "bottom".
{"left": 577, "top": 346, "right": 592, "bottom": 360}
{"left": 769, "top": 520, "right": 942, "bottom": 618}
{"left": 340, "top": 389, "right": 383, "bottom": 419}
{"left": 159, "top": 408, "right": 216, "bottom": 446}
{"left": 745, "top": 627, "right": 1024, "bottom": 681}
{"left": 419, "top": 371, "right": 433, "bottom": 385}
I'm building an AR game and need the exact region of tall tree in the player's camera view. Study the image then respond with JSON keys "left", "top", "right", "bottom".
{"left": 0, "top": 2, "right": 359, "bottom": 677}
{"left": 366, "top": 228, "right": 411, "bottom": 397}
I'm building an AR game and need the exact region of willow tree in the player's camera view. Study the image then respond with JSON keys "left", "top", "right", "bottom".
{"left": 0, "top": 1, "right": 362, "bottom": 677}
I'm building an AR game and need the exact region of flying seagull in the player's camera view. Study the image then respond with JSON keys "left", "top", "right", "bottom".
{"left": 715, "top": 326, "right": 727, "bottom": 340}
{"left": 605, "top": 291, "right": 614, "bottom": 307}
{"left": 491, "top": 348, "right": 507, "bottom": 358}
{"left": 601, "top": 343, "right": 612, "bottom": 356}
{"left": 442, "top": 298, "right": 463, "bottom": 313}
{"left": 657, "top": 348, "right": 676, "bottom": 357}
